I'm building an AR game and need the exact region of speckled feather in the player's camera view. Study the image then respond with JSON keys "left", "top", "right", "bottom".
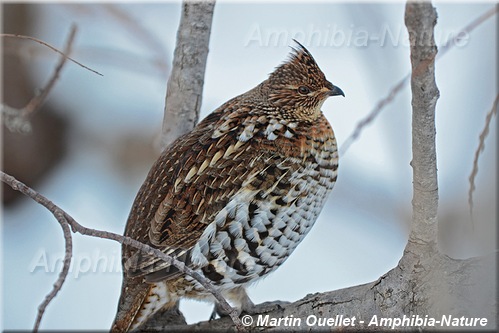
{"left": 112, "top": 41, "right": 343, "bottom": 332}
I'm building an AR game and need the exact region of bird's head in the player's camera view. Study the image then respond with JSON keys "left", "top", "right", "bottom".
{"left": 265, "top": 40, "right": 344, "bottom": 120}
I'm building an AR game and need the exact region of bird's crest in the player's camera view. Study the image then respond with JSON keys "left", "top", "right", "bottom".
{"left": 268, "top": 39, "right": 327, "bottom": 87}
{"left": 288, "top": 39, "right": 318, "bottom": 69}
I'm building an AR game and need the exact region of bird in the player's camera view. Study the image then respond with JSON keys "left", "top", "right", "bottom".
{"left": 112, "top": 40, "right": 344, "bottom": 331}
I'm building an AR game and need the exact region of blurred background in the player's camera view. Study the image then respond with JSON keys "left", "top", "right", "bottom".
{"left": 1, "top": 1, "right": 496, "bottom": 330}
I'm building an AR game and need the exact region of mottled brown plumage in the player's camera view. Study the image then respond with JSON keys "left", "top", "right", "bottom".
{"left": 112, "top": 40, "right": 344, "bottom": 331}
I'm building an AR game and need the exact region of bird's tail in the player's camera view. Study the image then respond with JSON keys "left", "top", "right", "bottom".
{"left": 111, "top": 279, "right": 176, "bottom": 332}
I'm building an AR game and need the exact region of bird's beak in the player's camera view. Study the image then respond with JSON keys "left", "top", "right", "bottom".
{"left": 329, "top": 84, "right": 345, "bottom": 97}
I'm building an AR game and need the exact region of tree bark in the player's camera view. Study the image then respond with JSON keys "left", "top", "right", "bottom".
{"left": 159, "top": 0, "right": 215, "bottom": 150}
{"left": 141, "top": 0, "right": 216, "bottom": 329}
{"left": 406, "top": 1, "right": 440, "bottom": 249}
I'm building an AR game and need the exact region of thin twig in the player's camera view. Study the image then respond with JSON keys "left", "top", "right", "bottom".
{"left": 34, "top": 213, "right": 73, "bottom": 332}
{"left": 0, "top": 171, "right": 242, "bottom": 331}
{"left": 1, "top": 32, "right": 103, "bottom": 76}
{"left": 438, "top": 6, "right": 498, "bottom": 58}
{"left": 2, "top": 25, "right": 103, "bottom": 133}
{"left": 340, "top": 75, "right": 409, "bottom": 154}
{"left": 340, "top": 6, "right": 498, "bottom": 155}
{"left": 23, "top": 24, "right": 76, "bottom": 116}
{"left": 68, "top": 219, "right": 242, "bottom": 330}
{"left": 0, "top": 172, "right": 74, "bottom": 332}
{"left": 468, "top": 94, "right": 498, "bottom": 229}
{"left": 69, "top": 220, "right": 242, "bottom": 329}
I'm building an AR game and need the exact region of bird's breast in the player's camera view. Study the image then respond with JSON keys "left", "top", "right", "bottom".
{"left": 187, "top": 114, "right": 338, "bottom": 288}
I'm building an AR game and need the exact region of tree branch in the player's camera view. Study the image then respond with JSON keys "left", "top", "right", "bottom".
{"left": 168, "top": 252, "right": 494, "bottom": 331}
{"left": 0, "top": 171, "right": 242, "bottom": 330}
{"left": 136, "top": 1, "right": 228, "bottom": 329}
{"left": 159, "top": 0, "right": 215, "bottom": 150}
{"left": 340, "top": 75, "right": 409, "bottom": 155}
{"left": 405, "top": 1, "right": 440, "bottom": 249}
{"left": 1, "top": 25, "right": 103, "bottom": 133}
{"left": 24, "top": 25, "right": 76, "bottom": 114}
{"left": 33, "top": 211, "right": 72, "bottom": 332}
{"left": 468, "top": 93, "right": 498, "bottom": 228}
{"left": 0, "top": 30, "right": 102, "bottom": 75}
{"left": 0, "top": 173, "right": 74, "bottom": 332}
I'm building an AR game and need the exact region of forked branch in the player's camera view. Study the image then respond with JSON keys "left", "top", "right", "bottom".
{"left": 1, "top": 25, "right": 102, "bottom": 133}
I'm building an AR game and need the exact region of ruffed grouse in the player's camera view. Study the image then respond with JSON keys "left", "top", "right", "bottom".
{"left": 112, "top": 40, "right": 344, "bottom": 331}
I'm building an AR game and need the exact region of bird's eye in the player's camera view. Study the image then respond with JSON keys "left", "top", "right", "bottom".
{"left": 298, "top": 86, "right": 311, "bottom": 95}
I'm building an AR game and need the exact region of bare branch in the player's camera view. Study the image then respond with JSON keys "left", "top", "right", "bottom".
{"left": 340, "top": 6, "right": 497, "bottom": 155}
{"left": 340, "top": 75, "right": 409, "bottom": 155}
{"left": 0, "top": 172, "right": 73, "bottom": 331}
{"left": 438, "top": 6, "right": 498, "bottom": 58}
{"left": 0, "top": 32, "right": 103, "bottom": 76}
{"left": 34, "top": 212, "right": 73, "bottom": 332}
{"left": 23, "top": 25, "right": 76, "bottom": 116}
{"left": 468, "top": 94, "right": 498, "bottom": 228}
{"left": 159, "top": 0, "right": 215, "bottom": 150}
{"left": 0, "top": 171, "right": 242, "bottom": 330}
{"left": 1, "top": 25, "right": 103, "bottom": 133}
{"left": 405, "top": 1, "right": 440, "bottom": 247}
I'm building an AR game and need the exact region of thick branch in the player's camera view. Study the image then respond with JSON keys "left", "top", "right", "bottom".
{"left": 168, "top": 253, "right": 496, "bottom": 331}
{"left": 405, "top": 1, "right": 440, "bottom": 248}
{"left": 160, "top": 0, "right": 215, "bottom": 149}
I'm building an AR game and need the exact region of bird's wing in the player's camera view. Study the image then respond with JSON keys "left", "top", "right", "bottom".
{"left": 122, "top": 108, "right": 297, "bottom": 281}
